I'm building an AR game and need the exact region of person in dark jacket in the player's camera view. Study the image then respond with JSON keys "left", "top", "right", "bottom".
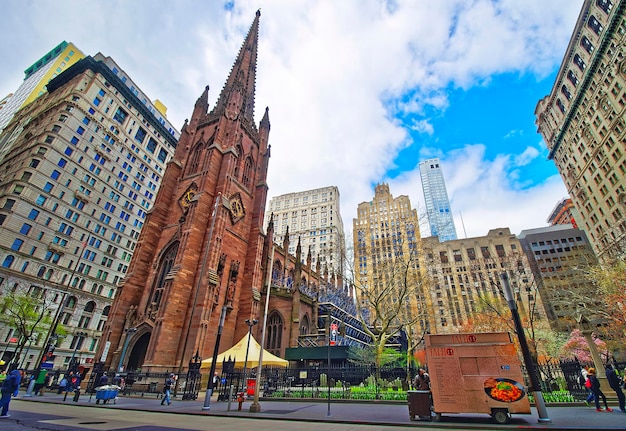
{"left": 605, "top": 364, "right": 625, "bottom": 412}
{"left": 98, "top": 372, "right": 109, "bottom": 387}
{"left": 0, "top": 369, "right": 22, "bottom": 418}
{"left": 588, "top": 368, "right": 612, "bottom": 412}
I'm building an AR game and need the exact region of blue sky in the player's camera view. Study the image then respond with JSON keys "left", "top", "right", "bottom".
{"left": 0, "top": 0, "right": 582, "bottom": 241}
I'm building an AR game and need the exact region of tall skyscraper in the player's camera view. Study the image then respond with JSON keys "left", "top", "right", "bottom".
{"left": 267, "top": 186, "right": 345, "bottom": 274}
{"left": 535, "top": 0, "right": 625, "bottom": 259}
{"left": 419, "top": 158, "right": 457, "bottom": 242}
{"left": 0, "top": 52, "right": 179, "bottom": 369}
{"left": 0, "top": 41, "right": 85, "bottom": 134}
{"left": 353, "top": 183, "right": 432, "bottom": 335}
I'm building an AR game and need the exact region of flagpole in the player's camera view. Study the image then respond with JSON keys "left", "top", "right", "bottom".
{"left": 250, "top": 244, "right": 274, "bottom": 413}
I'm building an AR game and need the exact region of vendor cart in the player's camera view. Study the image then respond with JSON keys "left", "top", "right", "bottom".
{"left": 422, "top": 332, "right": 531, "bottom": 424}
{"left": 95, "top": 386, "right": 119, "bottom": 404}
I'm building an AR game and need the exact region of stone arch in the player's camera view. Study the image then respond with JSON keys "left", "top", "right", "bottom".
{"left": 124, "top": 329, "right": 150, "bottom": 372}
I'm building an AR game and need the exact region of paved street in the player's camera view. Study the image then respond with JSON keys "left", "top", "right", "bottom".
{"left": 2, "top": 391, "right": 625, "bottom": 431}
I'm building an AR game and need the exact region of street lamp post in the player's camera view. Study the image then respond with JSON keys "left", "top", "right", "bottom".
{"left": 202, "top": 305, "right": 227, "bottom": 410}
{"left": 500, "top": 272, "right": 551, "bottom": 424}
{"left": 117, "top": 327, "right": 137, "bottom": 373}
{"left": 242, "top": 318, "right": 258, "bottom": 394}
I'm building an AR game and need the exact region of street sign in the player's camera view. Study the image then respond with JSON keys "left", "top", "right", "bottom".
{"left": 41, "top": 362, "right": 54, "bottom": 369}
{"left": 100, "top": 341, "right": 111, "bottom": 363}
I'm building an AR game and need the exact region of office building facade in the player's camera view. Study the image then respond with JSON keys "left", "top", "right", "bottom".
{"left": 267, "top": 186, "right": 345, "bottom": 275}
{"left": 535, "top": 0, "right": 626, "bottom": 258}
{"left": 419, "top": 158, "right": 457, "bottom": 241}
{"left": 518, "top": 225, "right": 600, "bottom": 332}
{"left": 0, "top": 52, "right": 178, "bottom": 370}
{"left": 422, "top": 228, "right": 547, "bottom": 334}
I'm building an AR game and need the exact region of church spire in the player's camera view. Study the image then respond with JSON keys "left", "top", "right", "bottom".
{"left": 211, "top": 9, "right": 260, "bottom": 125}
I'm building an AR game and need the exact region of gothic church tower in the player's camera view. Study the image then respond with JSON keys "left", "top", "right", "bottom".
{"left": 99, "top": 10, "right": 271, "bottom": 373}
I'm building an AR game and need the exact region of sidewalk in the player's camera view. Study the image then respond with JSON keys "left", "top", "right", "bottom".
{"left": 18, "top": 391, "right": 626, "bottom": 430}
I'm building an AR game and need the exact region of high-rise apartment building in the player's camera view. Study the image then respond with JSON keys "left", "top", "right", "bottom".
{"left": 267, "top": 186, "right": 345, "bottom": 273}
{"left": 422, "top": 228, "right": 547, "bottom": 334}
{"left": 518, "top": 225, "right": 599, "bottom": 332}
{"left": 419, "top": 158, "right": 457, "bottom": 241}
{"left": 547, "top": 197, "right": 580, "bottom": 228}
{"left": 353, "top": 183, "right": 432, "bottom": 335}
{"left": 535, "top": 0, "right": 626, "bottom": 258}
{"left": 0, "top": 52, "right": 179, "bottom": 370}
{"left": 0, "top": 41, "right": 85, "bottom": 134}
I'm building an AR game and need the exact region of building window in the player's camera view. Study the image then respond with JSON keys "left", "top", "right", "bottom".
{"left": 11, "top": 239, "right": 23, "bottom": 251}
{"left": 581, "top": 36, "right": 594, "bottom": 53}
{"left": 113, "top": 107, "right": 128, "bottom": 124}
{"left": 556, "top": 99, "right": 566, "bottom": 113}
{"left": 266, "top": 311, "right": 283, "bottom": 356}
{"left": 146, "top": 137, "right": 157, "bottom": 154}
{"left": 573, "top": 54, "right": 586, "bottom": 71}
{"left": 588, "top": 15, "right": 603, "bottom": 35}
{"left": 596, "top": 0, "right": 613, "bottom": 15}
{"left": 20, "top": 223, "right": 32, "bottom": 235}
{"left": 134, "top": 127, "right": 147, "bottom": 143}
{"left": 561, "top": 85, "right": 572, "bottom": 100}
{"left": 567, "top": 70, "right": 579, "bottom": 86}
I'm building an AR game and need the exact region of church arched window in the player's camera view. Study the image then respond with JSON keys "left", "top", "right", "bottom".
{"left": 242, "top": 156, "right": 253, "bottom": 188}
{"left": 188, "top": 143, "right": 202, "bottom": 175}
{"left": 266, "top": 311, "right": 283, "bottom": 356}
{"left": 151, "top": 242, "right": 179, "bottom": 311}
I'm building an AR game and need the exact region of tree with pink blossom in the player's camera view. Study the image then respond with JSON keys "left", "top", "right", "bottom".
{"left": 560, "top": 329, "right": 607, "bottom": 362}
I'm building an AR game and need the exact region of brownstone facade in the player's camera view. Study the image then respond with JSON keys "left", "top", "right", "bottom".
{"left": 97, "top": 11, "right": 335, "bottom": 374}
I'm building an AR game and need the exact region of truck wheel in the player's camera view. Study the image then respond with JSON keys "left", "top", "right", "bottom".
{"left": 492, "top": 409, "right": 510, "bottom": 424}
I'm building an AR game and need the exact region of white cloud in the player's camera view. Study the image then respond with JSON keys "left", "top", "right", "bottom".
{"left": 0, "top": 0, "right": 582, "bottom": 247}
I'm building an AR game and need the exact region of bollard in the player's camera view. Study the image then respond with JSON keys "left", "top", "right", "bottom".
{"left": 73, "top": 388, "right": 81, "bottom": 402}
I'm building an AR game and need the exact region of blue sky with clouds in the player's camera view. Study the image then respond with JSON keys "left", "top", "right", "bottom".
{"left": 0, "top": 0, "right": 583, "bottom": 241}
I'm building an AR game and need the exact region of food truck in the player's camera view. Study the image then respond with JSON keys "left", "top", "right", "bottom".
{"left": 422, "top": 332, "right": 531, "bottom": 424}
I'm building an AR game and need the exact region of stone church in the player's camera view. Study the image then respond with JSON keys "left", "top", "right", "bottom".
{"left": 96, "top": 11, "right": 341, "bottom": 375}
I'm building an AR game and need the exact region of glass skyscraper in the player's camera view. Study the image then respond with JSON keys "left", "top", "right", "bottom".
{"left": 419, "top": 158, "right": 457, "bottom": 241}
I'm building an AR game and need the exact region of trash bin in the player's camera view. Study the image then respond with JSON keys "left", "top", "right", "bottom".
{"left": 407, "top": 390, "right": 432, "bottom": 420}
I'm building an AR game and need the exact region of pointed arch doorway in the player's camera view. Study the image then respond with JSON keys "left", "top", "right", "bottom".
{"left": 125, "top": 332, "right": 150, "bottom": 372}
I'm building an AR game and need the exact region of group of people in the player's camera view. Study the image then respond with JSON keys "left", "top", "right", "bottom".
{"left": 581, "top": 364, "right": 626, "bottom": 412}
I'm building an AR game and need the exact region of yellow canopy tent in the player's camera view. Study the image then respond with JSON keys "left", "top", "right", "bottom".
{"left": 201, "top": 333, "right": 288, "bottom": 370}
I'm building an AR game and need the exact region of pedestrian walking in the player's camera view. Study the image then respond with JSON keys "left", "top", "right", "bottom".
{"left": 581, "top": 366, "right": 594, "bottom": 406}
{"left": 588, "top": 368, "right": 612, "bottom": 412}
{"left": 161, "top": 374, "right": 174, "bottom": 406}
{"left": 605, "top": 364, "right": 625, "bottom": 412}
{"left": 0, "top": 369, "right": 22, "bottom": 418}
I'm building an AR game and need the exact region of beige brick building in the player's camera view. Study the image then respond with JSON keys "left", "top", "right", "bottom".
{"left": 422, "top": 228, "right": 548, "bottom": 334}
{"left": 535, "top": 0, "right": 626, "bottom": 259}
{"left": 353, "top": 183, "right": 433, "bottom": 336}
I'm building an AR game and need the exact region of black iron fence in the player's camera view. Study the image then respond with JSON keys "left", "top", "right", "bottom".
{"left": 20, "top": 359, "right": 626, "bottom": 402}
